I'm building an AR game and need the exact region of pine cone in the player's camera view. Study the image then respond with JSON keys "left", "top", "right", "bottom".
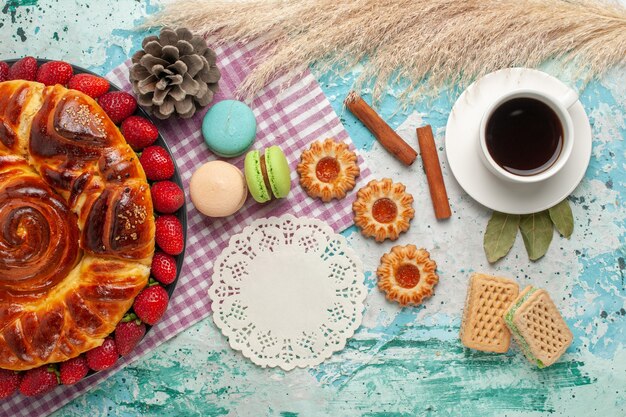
{"left": 130, "top": 27, "right": 220, "bottom": 120}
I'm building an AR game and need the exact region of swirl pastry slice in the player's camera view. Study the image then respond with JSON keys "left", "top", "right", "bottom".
{"left": 0, "top": 80, "right": 155, "bottom": 371}
{"left": 297, "top": 138, "right": 360, "bottom": 202}
{"left": 376, "top": 245, "right": 438, "bottom": 306}
{"left": 352, "top": 178, "right": 414, "bottom": 242}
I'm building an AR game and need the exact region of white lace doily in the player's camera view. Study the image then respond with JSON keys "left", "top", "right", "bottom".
{"left": 209, "top": 215, "right": 366, "bottom": 370}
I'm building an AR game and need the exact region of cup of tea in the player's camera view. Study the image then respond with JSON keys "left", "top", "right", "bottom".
{"left": 478, "top": 88, "right": 578, "bottom": 183}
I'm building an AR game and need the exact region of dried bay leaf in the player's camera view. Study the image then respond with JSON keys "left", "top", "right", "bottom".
{"left": 484, "top": 212, "right": 520, "bottom": 263}
{"left": 519, "top": 211, "right": 554, "bottom": 261}
{"left": 549, "top": 199, "right": 574, "bottom": 238}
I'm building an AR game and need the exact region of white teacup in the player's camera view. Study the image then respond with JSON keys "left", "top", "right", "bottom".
{"left": 478, "top": 88, "right": 578, "bottom": 183}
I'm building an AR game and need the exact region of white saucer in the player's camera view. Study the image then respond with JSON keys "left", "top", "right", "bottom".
{"left": 445, "top": 68, "right": 591, "bottom": 215}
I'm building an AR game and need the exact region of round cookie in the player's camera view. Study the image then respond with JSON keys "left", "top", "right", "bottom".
{"left": 190, "top": 160, "right": 247, "bottom": 217}
{"left": 202, "top": 100, "right": 256, "bottom": 158}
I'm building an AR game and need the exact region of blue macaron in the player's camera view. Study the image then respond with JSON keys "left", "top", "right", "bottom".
{"left": 202, "top": 100, "right": 257, "bottom": 158}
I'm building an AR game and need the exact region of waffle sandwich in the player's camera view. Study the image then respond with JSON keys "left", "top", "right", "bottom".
{"left": 504, "top": 286, "right": 573, "bottom": 368}
{"left": 460, "top": 273, "right": 519, "bottom": 353}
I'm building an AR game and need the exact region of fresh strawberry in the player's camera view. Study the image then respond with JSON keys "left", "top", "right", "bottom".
{"left": 59, "top": 355, "right": 89, "bottom": 385}
{"left": 121, "top": 115, "right": 159, "bottom": 150}
{"left": 139, "top": 146, "right": 175, "bottom": 181}
{"left": 8, "top": 56, "right": 38, "bottom": 81}
{"left": 19, "top": 365, "right": 59, "bottom": 397}
{"left": 0, "top": 62, "right": 9, "bottom": 82}
{"left": 151, "top": 181, "right": 184, "bottom": 214}
{"left": 133, "top": 284, "right": 169, "bottom": 325}
{"left": 85, "top": 338, "right": 118, "bottom": 371}
{"left": 0, "top": 369, "right": 21, "bottom": 399}
{"left": 98, "top": 91, "right": 137, "bottom": 124}
{"left": 155, "top": 215, "right": 184, "bottom": 255}
{"left": 114, "top": 314, "right": 146, "bottom": 356}
{"left": 36, "top": 60, "right": 73, "bottom": 86}
{"left": 68, "top": 73, "right": 110, "bottom": 98}
{"left": 151, "top": 251, "right": 178, "bottom": 285}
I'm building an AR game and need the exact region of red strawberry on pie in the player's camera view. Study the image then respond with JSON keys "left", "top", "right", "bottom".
{"left": 19, "top": 365, "right": 59, "bottom": 397}
{"left": 36, "top": 60, "right": 74, "bottom": 86}
{"left": 151, "top": 181, "right": 185, "bottom": 214}
{"left": 115, "top": 315, "right": 147, "bottom": 356}
{"left": 68, "top": 73, "right": 110, "bottom": 98}
{"left": 85, "top": 338, "right": 119, "bottom": 371}
{"left": 59, "top": 355, "right": 89, "bottom": 385}
{"left": 8, "top": 56, "right": 38, "bottom": 81}
{"left": 0, "top": 368, "right": 21, "bottom": 399}
{"left": 134, "top": 285, "right": 169, "bottom": 325}
{"left": 151, "top": 251, "right": 178, "bottom": 285}
{"left": 140, "top": 146, "right": 175, "bottom": 181}
{"left": 0, "top": 62, "right": 9, "bottom": 82}
{"left": 121, "top": 115, "right": 159, "bottom": 150}
{"left": 98, "top": 91, "right": 137, "bottom": 124}
{"left": 155, "top": 215, "right": 184, "bottom": 255}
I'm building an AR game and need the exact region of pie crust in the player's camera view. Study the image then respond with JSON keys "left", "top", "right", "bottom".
{"left": 352, "top": 178, "right": 414, "bottom": 242}
{"left": 297, "top": 138, "right": 360, "bottom": 202}
{"left": 377, "top": 245, "right": 438, "bottom": 306}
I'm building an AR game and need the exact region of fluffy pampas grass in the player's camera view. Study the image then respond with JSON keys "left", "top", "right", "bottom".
{"left": 147, "top": 0, "right": 626, "bottom": 103}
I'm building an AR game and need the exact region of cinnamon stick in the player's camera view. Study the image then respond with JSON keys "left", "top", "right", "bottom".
{"left": 416, "top": 125, "right": 452, "bottom": 220}
{"left": 345, "top": 92, "right": 417, "bottom": 166}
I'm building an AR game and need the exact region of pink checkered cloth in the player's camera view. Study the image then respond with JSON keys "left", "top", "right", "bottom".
{"left": 2, "top": 39, "right": 371, "bottom": 417}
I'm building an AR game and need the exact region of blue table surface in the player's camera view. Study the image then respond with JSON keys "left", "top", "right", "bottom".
{"left": 1, "top": 1, "right": 625, "bottom": 416}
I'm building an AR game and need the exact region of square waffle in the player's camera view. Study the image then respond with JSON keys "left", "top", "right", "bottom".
{"left": 460, "top": 273, "right": 519, "bottom": 353}
{"left": 504, "top": 286, "right": 573, "bottom": 368}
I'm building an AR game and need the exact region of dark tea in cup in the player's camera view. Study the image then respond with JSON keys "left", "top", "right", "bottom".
{"left": 485, "top": 97, "right": 563, "bottom": 176}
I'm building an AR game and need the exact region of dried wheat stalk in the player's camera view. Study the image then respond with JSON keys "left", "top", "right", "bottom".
{"left": 146, "top": 0, "right": 626, "bottom": 103}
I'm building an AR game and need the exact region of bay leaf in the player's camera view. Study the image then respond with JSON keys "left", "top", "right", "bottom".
{"left": 484, "top": 211, "right": 520, "bottom": 263}
{"left": 519, "top": 211, "right": 554, "bottom": 261}
{"left": 548, "top": 199, "right": 574, "bottom": 238}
